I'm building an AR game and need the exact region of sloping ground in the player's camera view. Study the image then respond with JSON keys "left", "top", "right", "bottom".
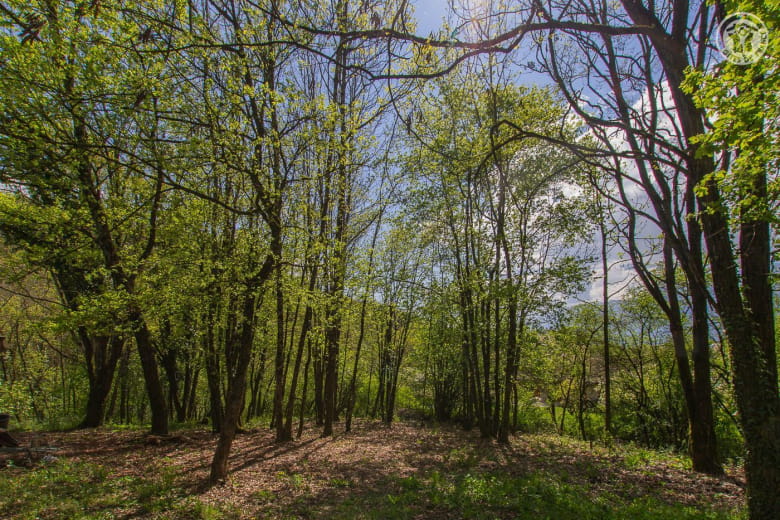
{"left": 1, "top": 421, "right": 744, "bottom": 519}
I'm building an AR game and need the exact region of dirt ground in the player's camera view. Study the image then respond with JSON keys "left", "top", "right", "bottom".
{"left": 5, "top": 420, "right": 745, "bottom": 518}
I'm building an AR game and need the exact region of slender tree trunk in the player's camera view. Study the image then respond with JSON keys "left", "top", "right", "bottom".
{"left": 688, "top": 234, "right": 721, "bottom": 474}
{"left": 497, "top": 294, "right": 518, "bottom": 443}
{"left": 298, "top": 339, "right": 312, "bottom": 439}
{"left": 599, "top": 216, "right": 612, "bottom": 436}
{"left": 204, "top": 302, "right": 223, "bottom": 433}
{"left": 282, "top": 220, "right": 320, "bottom": 439}
{"left": 661, "top": 239, "right": 721, "bottom": 474}
{"left": 186, "top": 367, "right": 200, "bottom": 421}
{"left": 492, "top": 296, "right": 502, "bottom": 433}
{"left": 578, "top": 345, "right": 589, "bottom": 440}
{"left": 345, "top": 209, "right": 382, "bottom": 432}
{"left": 282, "top": 297, "right": 315, "bottom": 440}
{"left": 118, "top": 346, "right": 131, "bottom": 424}
{"left": 313, "top": 341, "right": 324, "bottom": 425}
{"left": 379, "top": 310, "right": 394, "bottom": 424}
{"left": 209, "top": 248, "right": 271, "bottom": 483}
{"left": 345, "top": 296, "right": 367, "bottom": 432}
{"left": 272, "top": 248, "right": 288, "bottom": 441}
{"left": 322, "top": 30, "right": 351, "bottom": 437}
{"left": 209, "top": 290, "right": 256, "bottom": 483}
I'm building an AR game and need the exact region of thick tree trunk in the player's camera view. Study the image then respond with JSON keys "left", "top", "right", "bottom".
{"left": 129, "top": 309, "right": 168, "bottom": 435}
{"left": 161, "top": 348, "right": 184, "bottom": 424}
{"left": 688, "top": 255, "right": 721, "bottom": 474}
{"left": 73, "top": 115, "right": 167, "bottom": 435}
{"left": 80, "top": 335, "right": 123, "bottom": 428}
{"left": 209, "top": 320, "right": 255, "bottom": 484}
{"left": 81, "top": 370, "right": 112, "bottom": 427}
{"left": 614, "top": 3, "right": 778, "bottom": 512}
{"left": 700, "top": 188, "right": 780, "bottom": 517}
{"left": 663, "top": 240, "right": 722, "bottom": 475}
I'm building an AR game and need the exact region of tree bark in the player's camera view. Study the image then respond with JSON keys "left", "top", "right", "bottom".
{"left": 209, "top": 250, "right": 271, "bottom": 483}
{"left": 128, "top": 307, "right": 169, "bottom": 435}
{"left": 80, "top": 335, "right": 123, "bottom": 428}
{"left": 599, "top": 213, "right": 612, "bottom": 436}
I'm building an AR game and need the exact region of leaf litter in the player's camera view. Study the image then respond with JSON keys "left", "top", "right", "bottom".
{"left": 4, "top": 421, "right": 744, "bottom": 518}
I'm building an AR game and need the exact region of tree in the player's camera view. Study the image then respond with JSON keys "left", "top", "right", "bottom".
{"left": 0, "top": 1, "right": 173, "bottom": 434}
{"left": 683, "top": 2, "right": 779, "bottom": 514}
{"left": 403, "top": 62, "right": 591, "bottom": 440}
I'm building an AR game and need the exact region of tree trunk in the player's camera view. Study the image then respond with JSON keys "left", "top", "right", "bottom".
{"left": 322, "top": 319, "right": 340, "bottom": 436}
{"left": 688, "top": 236, "right": 721, "bottom": 475}
{"left": 129, "top": 308, "right": 168, "bottom": 435}
{"left": 696, "top": 169, "right": 779, "bottom": 517}
{"left": 699, "top": 183, "right": 779, "bottom": 517}
{"left": 599, "top": 215, "right": 612, "bottom": 436}
{"left": 613, "top": 3, "right": 778, "bottom": 509}
{"left": 209, "top": 267, "right": 264, "bottom": 484}
{"left": 298, "top": 339, "right": 313, "bottom": 439}
{"left": 345, "top": 210, "right": 382, "bottom": 432}
{"left": 497, "top": 294, "right": 518, "bottom": 443}
{"left": 80, "top": 335, "right": 123, "bottom": 428}
{"left": 662, "top": 239, "right": 722, "bottom": 474}
{"left": 272, "top": 252, "right": 288, "bottom": 441}
{"left": 282, "top": 254, "right": 319, "bottom": 440}
{"left": 313, "top": 341, "right": 324, "bottom": 425}
{"left": 161, "top": 347, "right": 185, "bottom": 424}
{"left": 209, "top": 332, "right": 252, "bottom": 483}
{"left": 345, "top": 297, "right": 367, "bottom": 432}
{"left": 204, "top": 302, "right": 223, "bottom": 433}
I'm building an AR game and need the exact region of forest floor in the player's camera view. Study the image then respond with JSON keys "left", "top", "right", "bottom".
{"left": 0, "top": 420, "right": 745, "bottom": 519}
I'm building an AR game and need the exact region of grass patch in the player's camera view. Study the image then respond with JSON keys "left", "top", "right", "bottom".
{"left": 0, "top": 458, "right": 236, "bottom": 519}
{"left": 328, "top": 469, "right": 742, "bottom": 520}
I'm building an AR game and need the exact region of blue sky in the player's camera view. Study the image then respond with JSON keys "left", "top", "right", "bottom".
{"left": 406, "top": 0, "right": 643, "bottom": 304}
{"left": 412, "top": 0, "right": 450, "bottom": 33}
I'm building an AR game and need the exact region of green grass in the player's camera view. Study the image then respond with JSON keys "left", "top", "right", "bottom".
{"left": 0, "top": 459, "right": 238, "bottom": 520}
{"left": 329, "top": 469, "right": 743, "bottom": 520}
{"left": 0, "top": 427, "right": 745, "bottom": 520}
{"left": 0, "top": 458, "right": 744, "bottom": 520}
{"left": 529, "top": 432, "right": 693, "bottom": 471}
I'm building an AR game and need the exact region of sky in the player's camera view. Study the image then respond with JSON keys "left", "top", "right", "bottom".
{"left": 412, "top": 0, "right": 451, "bottom": 34}
{"left": 406, "top": 0, "right": 657, "bottom": 305}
